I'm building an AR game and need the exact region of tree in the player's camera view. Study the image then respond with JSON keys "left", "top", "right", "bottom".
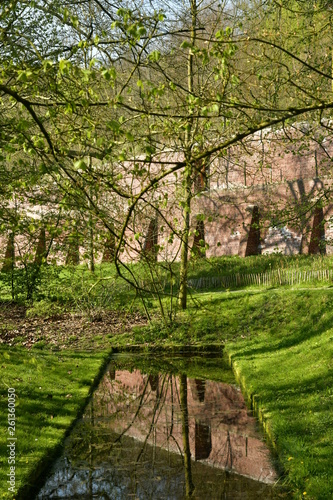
{"left": 2, "top": 0, "right": 333, "bottom": 311}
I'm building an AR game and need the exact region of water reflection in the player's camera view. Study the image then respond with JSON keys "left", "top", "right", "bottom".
{"left": 37, "top": 355, "right": 288, "bottom": 499}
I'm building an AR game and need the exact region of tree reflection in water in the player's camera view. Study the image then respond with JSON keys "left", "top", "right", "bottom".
{"left": 37, "top": 356, "right": 288, "bottom": 499}
{"left": 180, "top": 374, "right": 194, "bottom": 497}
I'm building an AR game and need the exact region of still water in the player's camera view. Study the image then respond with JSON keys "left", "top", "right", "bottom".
{"left": 36, "top": 353, "right": 288, "bottom": 499}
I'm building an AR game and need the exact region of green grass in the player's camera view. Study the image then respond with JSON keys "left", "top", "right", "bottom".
{"left": 0, "top": 347, "right": 109, "bottom": 499}
{"left": 1, "top": 255, "right": 333, "bottom": 498}
{"left": 221, "top": 290, "right": 333, "bottom": 500}
{"left": 186, "top": 253, "right": 333, "bottom": 279}
{"left": 2, "top": 254, "right": 333, "bottom": 306}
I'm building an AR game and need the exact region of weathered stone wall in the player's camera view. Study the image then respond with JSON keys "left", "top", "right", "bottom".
{"left": 190, "top": 178, "right": 333, "bottom": 259}
{"left": 2, "top": 128, "right": 333, "bottom": 265}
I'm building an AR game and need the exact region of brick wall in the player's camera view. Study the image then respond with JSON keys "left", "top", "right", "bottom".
{"left": 2, "top": 127, "right": 333, "bottom": 264}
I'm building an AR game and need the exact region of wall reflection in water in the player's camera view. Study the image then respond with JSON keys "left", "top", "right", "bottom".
{"left": 37, "top": 356, "right": 288, "bottom": 499}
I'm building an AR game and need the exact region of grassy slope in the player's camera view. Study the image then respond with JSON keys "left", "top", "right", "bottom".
{"left": 186, "top": 253, "right": 333, "bottom": 279}
{"left": 0, "top": 348, "right": 109, "bottom": 499}
{"left": 2, "top": 253, "right": 333, "bottom": 305}
{"left": 221, "top": 289, "right": 333, "bottom": 500}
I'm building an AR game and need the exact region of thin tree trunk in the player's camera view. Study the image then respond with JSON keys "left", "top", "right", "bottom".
{"left": 1, "top": 232, "right": 15, "bottom": 273}
{"left": 88, "top": 158, "right": 95, "bottom": 272}
{"left": 34, "top": 227, "right": 46, "bottom": 266}
{"left": 88, "top": 216, "right": 95, "bottom": 272}
{"left": 178, "top": 0, "right": 197, "bottom": 310}
{"left": 178, "top": 168, "right": 192, "bottom": 310}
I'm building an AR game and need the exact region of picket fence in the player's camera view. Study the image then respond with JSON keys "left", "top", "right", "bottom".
{"left": 187, "top": 268, "right": 333, "bottom": 290}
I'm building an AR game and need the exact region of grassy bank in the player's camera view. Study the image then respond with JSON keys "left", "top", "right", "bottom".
{"left": 220, "top": 289, "right": 333, "bottom": 500}
{"left": 0, "top": 347, "right": 110, "bottom": 499}
{"left": 1, "top": 253, "right": 333, "bottom": 306}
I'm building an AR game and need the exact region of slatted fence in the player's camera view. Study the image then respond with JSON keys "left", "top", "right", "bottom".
{"left": 187, "top": 268, "right": 333, "bottom": 290}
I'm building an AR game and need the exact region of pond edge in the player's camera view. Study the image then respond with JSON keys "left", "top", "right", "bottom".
{"left": 15, "top": 349, "right": 115, "bottom": 500}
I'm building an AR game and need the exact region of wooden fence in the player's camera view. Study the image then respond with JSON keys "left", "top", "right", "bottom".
{"left": 187, "top": 268, "right": 333, "bottom": 290}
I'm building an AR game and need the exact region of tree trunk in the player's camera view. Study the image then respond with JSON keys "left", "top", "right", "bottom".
{"left": 88, "top": 216, "right": 95, "bottom": 272}
{"left": 34, "top": 227, "right": 46, "bottom": 266}
{"left": 179, "top": 166, "right": 192, "bottom": 309}
{"left": 87, "top": 159, "right": 95, "bottom": 272}
{"left": 1, "top": 232, "right": 15, "bottom": 273}
{"left": 178, "top": 0, "right": 197, "bottom": 310}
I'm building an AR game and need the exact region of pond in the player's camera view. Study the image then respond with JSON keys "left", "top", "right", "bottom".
{"left": 36, "top": 353, "right": 288, "bottom": 499}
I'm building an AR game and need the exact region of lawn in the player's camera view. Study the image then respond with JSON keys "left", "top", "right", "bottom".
{"left": 222, "top": 289, "right": 333, "bottom": 500}
{"left": 0, "top": 347, "right": 109, "bottom": 499}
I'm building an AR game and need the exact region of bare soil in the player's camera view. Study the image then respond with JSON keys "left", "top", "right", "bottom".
{"left": 0, "top": 302, "right": 147, "bottom": 349}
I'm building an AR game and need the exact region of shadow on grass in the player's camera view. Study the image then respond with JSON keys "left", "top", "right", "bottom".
{"left": 224, "top": 290, "right": 333, "bottom": 358}
{"left": 0, "top": 347, "right": 112, "bottom": 500}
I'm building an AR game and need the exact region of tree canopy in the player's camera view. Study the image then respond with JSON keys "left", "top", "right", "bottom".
{"left": 1, "top": 0, "right": 333, "bottom": 310}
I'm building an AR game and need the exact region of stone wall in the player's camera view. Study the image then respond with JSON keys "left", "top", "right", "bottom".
{"left": 2, "top": 127, "right": 333, "bottom": 265}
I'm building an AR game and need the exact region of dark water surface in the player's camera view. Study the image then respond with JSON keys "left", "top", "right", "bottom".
{"left": 36, "top": 353, "right": 289, "bottom": 499}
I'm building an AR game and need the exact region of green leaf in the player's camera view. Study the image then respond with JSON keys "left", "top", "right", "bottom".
{"left": 42, "top": 60, "right": 53, "bottom": 72}
{"left": 117, "top": 8, "right": 130, "bottom": 19}
{"left": 138, "top": 26, "right": 147, "bottom": 37}
{"left": 32, "top": 136, "right": 45, "bottom": 149}
{"left": 126, "top": 132, "right": 134, "bottom": 141}
{"left": 59, "top": 60, "right": 71, "bottom": 74}
{"left": 89, "top": 58, "right": 98, "bottom": 68}
{"left": 102, "top": 68, "right": 116, "bottom": 81}
{"left": 74, "top": 159, "right": 88, "bottom": 171}
{"left": 231, "top": 74, "right": 239, "bottom": 85}
{"left": 210, "top": 104, "right": 219, "bottom": 113}
{"left": 39, "top": 164, "right": 48, "bottom": 174}
{"left": 107, "top": 120, "right": 121, "bottom": 133}
{"left": 71, "top": 16, "right": 79, "bottom": 28}
{"left": 148, "top": 50, "right": 161, "bottom": 62}
{"left": 65, "top": 102, "right": 74, "bottom": 114}
{"left": 63, "top": 8, "right": 69, "bottom": 22}
{"left": 17, "top": 70, "right": 33, "bottom": 82}
{"left": 145, "top": 145, "right": 155, "bottom": 155}
{"left": 180, "top": 41, "right": 191, "bottom": 50}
